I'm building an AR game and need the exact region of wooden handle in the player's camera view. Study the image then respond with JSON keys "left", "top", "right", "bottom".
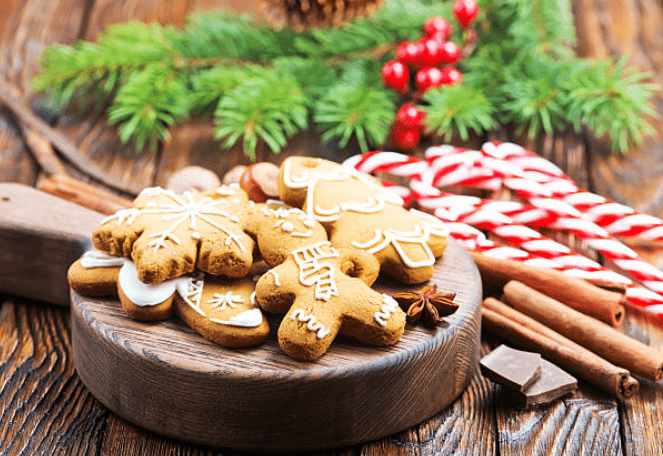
{"left": 0, "top": 183, "right": 104, "bottom": 305}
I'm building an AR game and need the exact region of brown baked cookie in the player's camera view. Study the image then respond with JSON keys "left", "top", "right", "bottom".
{"left": 278, "top": 157, "right": 448, "bottom": 284}
{"left": 175, "top": 273, "right": 269, "bottom": 348}
{"left": 242, "top": 200, "right": 330, "bottom": 267}
{"left": 93, "top": 185, "right": 256, "bottom": 284}
{"left": 68, "top": 250, "right": 269, "bottom": 348}
{"left": 255, "top": 241, "right": 405, "bottom": 361}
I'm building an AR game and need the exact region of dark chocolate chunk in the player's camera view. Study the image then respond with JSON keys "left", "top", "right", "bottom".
{"left": 480, "top": 344, "right": 542, "bottom": 392}
{"left": 509, "top": 358, "right": 578, "bottom": 408}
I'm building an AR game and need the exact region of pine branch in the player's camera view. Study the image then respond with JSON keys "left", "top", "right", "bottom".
{"left": 30, "top": 0, "right": 660, "bottom": 158}
{"left": 314, "top": 61, "right": 396, "bottom": 151}
{"left": 423, "top": 84, "right": 496, "bottom": 141}
{"left": 213, "top": 65, "right": 308, "bottom": 160}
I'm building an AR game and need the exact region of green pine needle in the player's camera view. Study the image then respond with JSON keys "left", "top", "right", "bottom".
{"left": 213, "top": 66, "right": 308, "bottom": 161}
{"left": 423, "top": 85, "right": 496, "bottom": 141}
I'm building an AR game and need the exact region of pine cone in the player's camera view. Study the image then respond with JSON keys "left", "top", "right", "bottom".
{"left": 260, "top": 0, "right": 384, "bottom": 30}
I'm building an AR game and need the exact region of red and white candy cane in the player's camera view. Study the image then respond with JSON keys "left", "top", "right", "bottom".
{"left": 482, "top": 141, "right": 663, "bottom": 242}
{"left": 422, "top": 143, "right": 663, "bottom": 296}
{"left": 410, "top": 180, "right": 663, "bottom": 313}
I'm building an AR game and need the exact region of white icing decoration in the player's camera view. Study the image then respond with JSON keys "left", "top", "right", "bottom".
{"left": 374, "top": 295, "right": 399, "bottom": 327}
{"left": 290, "top": 309, "right": 331, "bottom": 339}
{"left": 80, "top": 251, "right": 126, "bottom": 269}
{"left": 101, "top": 187, "right": 246, "bottom": 253}
{"left": 351, "top": 210, "right": 448, "bottom": 269}
{"left": 210, "top": 308, "right": 263, "bottom": 327}
{"left": 262, "top": 201, "right": 315, "bottom": 237}
{"left": 266, "top": 269, "right": 281, "bottom": 286}
{"left": 176, "top": 275, "right": 206, "bottom": 316}
{"left": 191, "top": 231, "right": 201, "bottom": 240}
{"left": 291, "top": 241, "right": 339, "bottom": 301}
{"left": 281, "top": 159, "right": 403, "bottom": 222}
{"left": 250, "top": 291, "right": 257, "bottom": 306}
{"left": 118, "top": 261, "right": 179, "bottom": 307}
{"left": 207, "top": 291, "right": 244, "bottom": 310}
{"left": 216, "top": 186, "right": 237, "bottom": 196}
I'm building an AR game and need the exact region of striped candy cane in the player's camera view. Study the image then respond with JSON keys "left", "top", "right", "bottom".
{"left": 411, "top": 180, "right": 663, "bottom": 313}
{"left": 422, "top": 144, "right": 663, "bottom": 296}
{"left": 482, "top": 141, "right": 663, "bottom": 242}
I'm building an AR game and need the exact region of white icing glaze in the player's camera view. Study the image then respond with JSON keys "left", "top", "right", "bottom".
{"left": 266, "top": 269, "right": 281, "bottom": 286}
{"left": 210, "top": 308, "right": 263, "bottom": 327}
{"left": 118, "top": 261, "right": 179, "bottom": 307}
{"left": 250, "top": 291, "right": 257, "bottom": 306}
{"left": 191, "top": 231, "right": 201, "bottom": 240}
{"left": 80, "top": 250, "right": 126, "bottom": 269}
{"left": 216, "top": 185, "right": 237, "bottom": 196}
{"left": 291, "top": 241, "right": 339, "bottom": 301}
{"left": 350, "top": 209, "right": 447, "bottom": 268}
{"left": 290, "top": 309, "right": 331, "bottom": 339}
{"left": 264, "top": 203, "right": 315, "bottom": 237}
{"left": 102, "top": 188, "right": 246, "bottom": 253}
{"left": 374, "top": 294, "right": 399, "bottom": 327}
{"left": 207, "top": 291, "right": 244, "bottom": 310}
{"left": 176, "top": 274, "right": 206, "bottom": 316}
{"left": 281, "top": 159, "right": 403, "bottom": 222}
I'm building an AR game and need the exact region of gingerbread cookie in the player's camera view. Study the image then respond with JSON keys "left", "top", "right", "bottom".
{"left": 68, "top": 251, "right": 269, "bottom": 348}
{"left": 93, "top": 186, "right": 256, "bottom": 284}
{"left": 255, "top": 240, "right": 405, "bottom": 361}
{"left": 242, "top": 200, "right": 330, "bottom": 267}
{"left": 278, "top": 157, "right": 448, "bottom": 284}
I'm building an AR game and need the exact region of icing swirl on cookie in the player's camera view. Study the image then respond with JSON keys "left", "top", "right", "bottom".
{"left": 290, "top": 309, "right": 331, "bottom": 339}
{"left": 374, "top": 295, "right": 400, "bottom": 327}
{"left": 291, "top": 241, "right": 339, "bottom": 301}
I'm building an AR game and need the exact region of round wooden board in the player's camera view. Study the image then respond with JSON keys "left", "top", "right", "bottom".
{"left": 70, "top": 239, "right": 482, "bottom": 451}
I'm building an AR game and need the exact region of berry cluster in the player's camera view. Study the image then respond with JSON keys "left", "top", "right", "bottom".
{"left": 381, "top": 0, "right": 479, "bottom": 152}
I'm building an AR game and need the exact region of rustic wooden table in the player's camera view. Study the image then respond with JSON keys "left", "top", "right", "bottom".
{"left": 1, "top": 295, "right": 661, "bottom": 455}
{"left": 1, "top": 0, "right": 663, "bottom": 454}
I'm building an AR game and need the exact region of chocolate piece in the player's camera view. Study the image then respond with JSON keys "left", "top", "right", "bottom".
{"left": 507, "top": 358, "right": 578, "bottom": 408}
{"left": 480, "top": 345, "right": 542, "bottom": 392}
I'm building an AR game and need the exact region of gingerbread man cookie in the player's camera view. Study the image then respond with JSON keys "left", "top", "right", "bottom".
{"left": 278, "top": 157, "right": 448, "bottom": 284}
{"left": 255, "top": 240, "right": 405, "bottom": 361}
{"left": 68, "top": 251, "right": 270, "bottom": 348}
{"left": 93, "top": 185, "right": 256, "bottom": 284}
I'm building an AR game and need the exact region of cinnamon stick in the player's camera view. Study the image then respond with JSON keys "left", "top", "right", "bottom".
{"left": 482, "top": 297, "right": 639, "bottom": 399}
{"left": 37, "top": 173, "right": 132, "bottom": 215}
{"left": 502, "top": 280, "right": 663, "bottom": 382}
{"left": 469, "top": 251, "right": 625, "bottom": 326}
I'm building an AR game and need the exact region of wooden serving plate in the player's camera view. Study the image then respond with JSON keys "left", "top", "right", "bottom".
{"left": 71, "top": 239, "right": 482, "bottom": 451}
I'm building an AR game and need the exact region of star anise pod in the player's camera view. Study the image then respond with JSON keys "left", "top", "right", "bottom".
{"left": 393, "top": 285, "right": 459, "bottom": 327}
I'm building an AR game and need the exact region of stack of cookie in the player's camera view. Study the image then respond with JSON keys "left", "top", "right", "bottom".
{"left": 68, "top": 157, "right": 448, "bottom": 361}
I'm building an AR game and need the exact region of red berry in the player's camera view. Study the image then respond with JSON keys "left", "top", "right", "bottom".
{"left": 415, "top": 66, "right": 444, "bottom": 93}
{"left": 381, "top": 60, "right": 409, "bottom": 94}
{"left": 440, "top": 67, "right": 463, "bottom": 85}
{"left": 453, "top": 0, "right": 479, "bottom": 29}
{"left": 391, "top": 124, "right": 421, "bottom": 152}
{"left": 418, "top": 38, "right": 445, "bottom": 67}
{"left": 396, "top": 41, "right": 425, "bottom": 68}
{"left": 439, "top": 41, "right": 461, "bottom": 65}
{"left": 423, "top": 17, "right": 452, "bottom": 40}
{"left": 396, "top": 103, "right": 425, "bottom": 129}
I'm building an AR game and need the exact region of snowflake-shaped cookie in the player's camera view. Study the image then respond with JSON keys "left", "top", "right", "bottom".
{"left": 93, "top": 185, "right": 256, "bottom": 283}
